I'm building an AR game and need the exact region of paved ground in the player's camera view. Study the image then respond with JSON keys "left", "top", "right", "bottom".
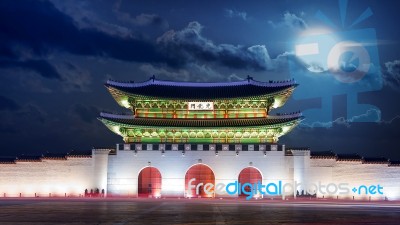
{"left": 0, "top": 198, "right": 399, "bottom": 225}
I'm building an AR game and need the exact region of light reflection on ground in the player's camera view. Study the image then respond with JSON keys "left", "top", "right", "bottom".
{"left": 0, "top": 198, "right": 399, "bottom": 225}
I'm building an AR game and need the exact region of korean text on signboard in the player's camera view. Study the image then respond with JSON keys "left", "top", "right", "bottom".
{"left": 188, "top": 102, "right": 214, "bottom": 110}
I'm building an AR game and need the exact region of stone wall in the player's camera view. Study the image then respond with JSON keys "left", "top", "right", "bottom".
{"left": 0, "top": 149, "right": 109, "bottom": 197}
{"left": 308, "top": 158, "right": 400, "bottom": 200}
{"left": 0, "top": 158, "right": 93, "bottom": 197}
{"left": 1, "top": 146, "right": 399, "bottom": 200}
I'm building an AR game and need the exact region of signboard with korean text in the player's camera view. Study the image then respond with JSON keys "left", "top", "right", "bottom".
{"left": 187, "top": 102, "right": 214, "bottom": 110}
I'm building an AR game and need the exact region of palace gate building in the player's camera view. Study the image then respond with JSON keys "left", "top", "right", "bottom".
{"left": 1, "top": 77, "right": 399, "bottom": 200}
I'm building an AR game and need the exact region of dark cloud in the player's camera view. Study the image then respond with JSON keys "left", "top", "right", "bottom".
{"left": 0, "top": 103, "right": 47, "bottom": 138}
{"left": 140, "top": 62, "right": 233, "bottom": 82}
{"left": 73, "top": 104, "right": 99, "bottom": 123}
{"left": 50, "top": 0, "right": 134, "bottom": 38}
{"left": 383, "top": 60, "right": 400, "bottom": 90}
{"left": 113, "top": 0, "right": 169, "bottom": 29}
{"left": 0, "top": 96, "right": 20, "bottom": 111}
{"left": 16, "top": 104, "right": 47, "bottom": 124}
{"left": 157, "top": 21, "right": 277, "bottom": 71}
{"left": 0, "top": 0, "right": 286, "bottom": 78}
{"left": 58, "top": 62, "right": 92, "bottom": 92}
{"left": 0, "top": 59, "right": 61, "bottom": 79}
{"left": 0, "top": 0, "right": 170, "bottom": 72}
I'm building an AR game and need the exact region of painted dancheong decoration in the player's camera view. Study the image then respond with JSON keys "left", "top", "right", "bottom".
{"left": 99, "top": 75, "right": 302, "bottom": 143}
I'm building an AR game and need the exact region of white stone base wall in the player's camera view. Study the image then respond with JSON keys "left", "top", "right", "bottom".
{"left": 107, "top": 148, "right": 291, "bottom": 198}
{"left": 1, "top": 146, "right": 399, "bottom": 200}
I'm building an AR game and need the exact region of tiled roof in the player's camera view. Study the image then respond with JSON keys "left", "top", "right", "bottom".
{"left": 336, "top": 153, "right": 362, "bottom": 161}
{"left": 67, "top": 150, "right": 92, "bottom": 158}
{"left": 42, "top": 153, "right": 67, "bottom": 160}
{"left": 0, "top": 157, "right": 16, "bottom": 164}
{"left": 310, "top": 151, "right": 336, "bottom": 159}
{"left": 106, "top": 77, "right": 297, "bottom": 99}
{"left": 362, "top": 157, "right": 389, "bottom": 164}
{"left": 99, "top": 114, "right": 303, "bottom": 128}
{"left": 389, "top": 160, "right": 400, "bottom": 167}
{"left": 0, "top": 151, "right": 95, "bottom": 164}
{"left": 16, "top": 155, "right": 42, "bottom": 162}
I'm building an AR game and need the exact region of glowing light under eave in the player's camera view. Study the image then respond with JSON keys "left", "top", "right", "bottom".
{"left": 120, "top": 99, "right": 130, "bottom": 108}
{"left": 272, "top": 99, "right": 281, "bottom": 108}
{"left": 113, "top": 126, "right": 121, "bottom": 135}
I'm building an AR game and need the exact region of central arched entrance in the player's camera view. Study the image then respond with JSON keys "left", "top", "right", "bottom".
{"left": 185, "top": 164, "right": 215, "bottom": 198}
{"left": 138, "top": 167, "right": 162, "bottom": 198}
{"left": 238, "top": 167, "right": 262, "bottom": 198}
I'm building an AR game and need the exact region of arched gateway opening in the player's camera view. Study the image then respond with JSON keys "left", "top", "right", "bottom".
{"left": 238, "top": 167, "right": 262, "bottom": 198}
{"left": 185, "top": 164, "right": 215, "bottom": 198}
{"left": 138, "top": 167, "right": 162, "bottom": 198}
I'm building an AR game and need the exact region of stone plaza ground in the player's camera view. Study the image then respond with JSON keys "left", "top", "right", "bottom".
{"left": 0, "top": 198, "right": 399, "bottom": 225}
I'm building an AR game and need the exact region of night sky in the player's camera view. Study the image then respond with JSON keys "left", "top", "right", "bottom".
{"left": 1, "top": 0, "right": 400, "bottom": 160}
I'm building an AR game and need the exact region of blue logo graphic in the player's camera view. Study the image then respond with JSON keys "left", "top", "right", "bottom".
{"left": 288, "top": 0, "right": 382, "bottom": 127}
{"left": 188, "top": 178, "right": 384, "bottom": 200}
{"left": 352, "top": 184, "right": 384, "bottom": 195}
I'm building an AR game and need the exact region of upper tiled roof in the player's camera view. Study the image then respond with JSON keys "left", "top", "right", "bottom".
{"left": 106, "top": 76, "right": 297, "bottom": 99}
{"left": 99, "top": 113, "right": 302, "bottom": 128}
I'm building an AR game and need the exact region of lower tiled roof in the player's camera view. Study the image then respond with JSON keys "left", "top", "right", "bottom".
{"left": 99, "top": 116, "right": 302, "bottom": 127}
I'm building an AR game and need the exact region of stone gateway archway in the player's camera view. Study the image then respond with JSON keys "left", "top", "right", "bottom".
{"left": 138, "top": 167, "right": 162, "bottom": 198}
{"left": 238, "top": 167, "right": 262, "bottom": 198}
{"left": 185, "top": 164, "right": 215, "bottom": 198}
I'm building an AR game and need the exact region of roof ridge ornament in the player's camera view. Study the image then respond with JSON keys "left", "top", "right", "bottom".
{"left": 247, "top": 75, "right": 253, "bottom": 82}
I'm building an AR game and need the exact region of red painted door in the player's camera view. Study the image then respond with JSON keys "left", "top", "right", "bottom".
{"left": 138, "top": 167, "right": 162, "bottom": 198}
{"left": 185, "top": 164, "right": 215, "bottom": 198}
